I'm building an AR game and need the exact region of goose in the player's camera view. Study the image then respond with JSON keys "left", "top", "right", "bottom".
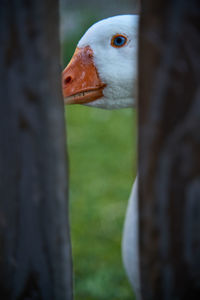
{"left": 62, "top": 15, "right": 140, "bottom": 298}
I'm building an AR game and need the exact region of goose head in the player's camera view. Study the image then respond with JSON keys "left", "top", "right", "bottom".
{"left": 62, "top": 15, "right": 138, "bottom": 109}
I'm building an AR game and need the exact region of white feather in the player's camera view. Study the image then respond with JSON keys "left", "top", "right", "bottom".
{"left": 78, "top": 15, "right": 139, "bottom": 109}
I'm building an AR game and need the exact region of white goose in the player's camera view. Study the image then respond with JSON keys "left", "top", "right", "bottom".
{"left": 62, "top": 15, "right": 140, "bottom": 298}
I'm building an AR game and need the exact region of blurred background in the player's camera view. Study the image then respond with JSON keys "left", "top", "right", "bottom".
{"left": 60, "top": 1, "right": 138, "bottom": 299}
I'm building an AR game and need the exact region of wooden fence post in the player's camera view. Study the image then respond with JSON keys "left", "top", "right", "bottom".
{"left": 139, "top": 0, "right": 200, "bottom": 299}
{"left": 0, "top": 1, "right": 73, "bottom": 299}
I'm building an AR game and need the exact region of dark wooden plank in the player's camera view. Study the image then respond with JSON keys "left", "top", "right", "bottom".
{"left": 0, "top": 0, "right": 73, "bottom": 299}
{"left": 139, "top": 0, "right": 200, "bottom": 299}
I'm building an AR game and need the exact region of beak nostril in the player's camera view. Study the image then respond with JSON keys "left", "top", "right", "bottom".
{"left": 64, "top": 76, "right": 72, "bottom": 85}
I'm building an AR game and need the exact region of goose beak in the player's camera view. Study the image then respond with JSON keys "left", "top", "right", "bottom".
{"left": 62, "top": 46, "right": 106, "bottom": 105}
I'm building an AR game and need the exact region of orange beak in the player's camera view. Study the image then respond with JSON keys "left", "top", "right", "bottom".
{"left": 62, "top": 46, "right": 106, "bottom": 105}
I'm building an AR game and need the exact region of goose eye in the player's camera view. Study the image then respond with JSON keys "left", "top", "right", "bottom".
{"left": 111, "top": 35, "right": 127, "bottom": 48}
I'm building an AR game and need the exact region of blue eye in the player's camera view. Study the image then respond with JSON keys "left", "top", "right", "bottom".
{"left": 111, "top": 35, "right": 127, "bottom": 48}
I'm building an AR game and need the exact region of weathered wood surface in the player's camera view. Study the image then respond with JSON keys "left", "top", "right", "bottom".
{"left": 0, "top": 0, "right": 73, "bottom": 299}
{"left": 139, "top": 0, "right": 200, "bottom": 299}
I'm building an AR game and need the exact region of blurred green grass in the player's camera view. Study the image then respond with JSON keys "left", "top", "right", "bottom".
{"left": 62, "top": 12, "right": 137, "bottom": 300}
{"left": 65, "top": 107, "right": 137, "bottom": 300}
